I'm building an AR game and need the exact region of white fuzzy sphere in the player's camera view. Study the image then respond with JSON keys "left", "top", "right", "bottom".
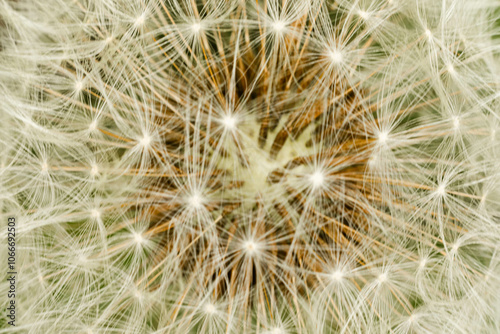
{"left": 0, "top": 0, "right": 499, "bottom": 332}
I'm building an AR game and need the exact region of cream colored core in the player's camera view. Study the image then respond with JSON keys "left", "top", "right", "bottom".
{"left": 217, "top": 114, "right": 319, "bottom": 207}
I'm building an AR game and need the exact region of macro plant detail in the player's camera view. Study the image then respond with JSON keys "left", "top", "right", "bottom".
{"left": 0, "top": 0, "right": 499, "bottom": 333}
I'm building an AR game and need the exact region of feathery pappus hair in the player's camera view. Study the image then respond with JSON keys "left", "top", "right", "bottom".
{"left": 1, "top": 0, "right": 500, "bottom": 333}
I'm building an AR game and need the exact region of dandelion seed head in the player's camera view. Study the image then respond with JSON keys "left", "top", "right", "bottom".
{"left": 4, "top": 0, "right": 500, "bottom": 332}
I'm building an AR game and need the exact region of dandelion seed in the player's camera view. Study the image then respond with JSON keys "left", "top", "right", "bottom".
{"left": 330, "top": 269, "right": 344, "bottom": 282}
{"left": 447, "top": 63, "right": 456, "bottom": 75}
{"left": 378, "top": 273, "right": 388, "bottom": 283}
{"left": 425, "top": 29, "right": 433, "bottom": 39}
{"left": 378, "top": 131, "right": 389, "bottom": 144}
{"left": 88, "top": 120, "right": 97, "bottom": 131}
{"left": 191, "top": 22, "right": 202, "bottom": 33}
{"left": 243, "top": 239, "right": 259, "bottom": 255}
{"left": 309, "top": 170, "right": 324, "bottom": 189}
{"left": 90, "top": 164, "right": 99, "bottom": 176}
{"left": 358, "top": 10, "right": 370, "bottom": 20}
{"left": 74, "top": 80, "right": 83, "bottom": 92}
{"left": 270, "top": 327, "right": 285, "bottom": 334}
{"left": 188, "top": 192, "right": 204, "bottom": 209}
{"left": 139, "top": 134, "right": 151, "bottom": 147}
{"left": 271, "top": 20, "right": 286, "bottom": 32}
{"left": 436, "top": 184, "right": 447, "bottom": 196}
{"left": 134, "top": 290, "right": 143, "bottom": 300}
{"left": 134, "top": 13, "right": 146, "bottom": 27}
{"left": 133, "top": 232, "right": 143, "bottom": 245}
{"left": 90, "top": 209, "right": 101, "bottom": 219}
{"left": 329, "top": 49, "right": 344, "bottom": 65}
{"left": 368, "top": 154, "right": 379, "bottom": 167}
{"left": 203, "top": 302, "right": 216, "bottom": 315}
{"left": 221, "top": 114, "right": 237, "bottom": 130}
{"left": 40, "top": 162, "right": 48, "bottom": 172}
{"left": 78, "top": 254, "right": 87, "bottom": 264}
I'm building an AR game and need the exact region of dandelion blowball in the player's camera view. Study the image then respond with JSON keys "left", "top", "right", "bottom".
{"left": 1, "top": 0, "right": 500, "bottom": 333}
